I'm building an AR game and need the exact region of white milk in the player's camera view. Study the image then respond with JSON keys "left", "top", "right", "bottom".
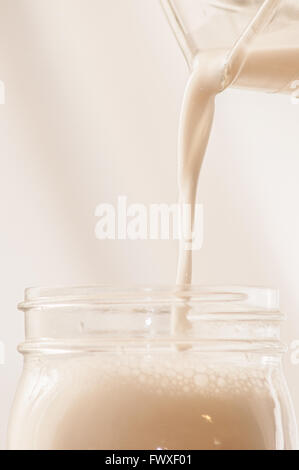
{"left": 8, "top": 355, "right": 278, "bottom": 450}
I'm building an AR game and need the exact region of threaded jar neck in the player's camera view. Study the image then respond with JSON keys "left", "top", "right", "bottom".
{"left": 18, "top": 285, "right": 284, "bottom": 355}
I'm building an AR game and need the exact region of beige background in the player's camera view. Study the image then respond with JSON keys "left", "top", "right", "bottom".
{"left": 0, "top": 0, "right": 299, "bottom": 449}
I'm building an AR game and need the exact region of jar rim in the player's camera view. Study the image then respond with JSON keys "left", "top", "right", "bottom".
{"left": 19, "top": 285, "right": 284, "bottom": 354}
{"left": 19, "top": 284, "right": 280, "bottom": 315}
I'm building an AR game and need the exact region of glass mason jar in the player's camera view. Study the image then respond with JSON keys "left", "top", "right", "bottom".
{"left": 161, "top": 0, "right": 299, "bottom": 93}
{"left": 8, "top": 286, "right": 298, "bottom": 450}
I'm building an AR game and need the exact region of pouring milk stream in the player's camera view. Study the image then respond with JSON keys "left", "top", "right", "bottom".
{"left": 171, "top": 0, "right": 283, "bottom": 334}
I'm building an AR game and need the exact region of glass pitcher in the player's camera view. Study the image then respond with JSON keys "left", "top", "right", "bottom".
{"left": 161, "top": 0, "right": 299, "bottom": 94}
